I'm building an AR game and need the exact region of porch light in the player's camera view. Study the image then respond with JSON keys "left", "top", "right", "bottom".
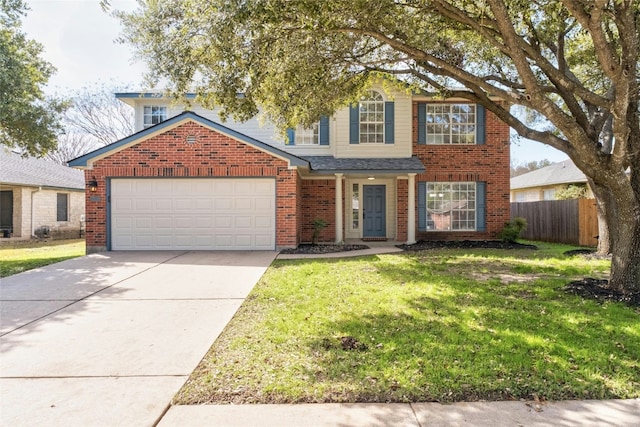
{"left": 367, "top": 176, "right": 375, "bottom": 180}
{"left": 88, "top": 178, "right": 98, "bottom": 192}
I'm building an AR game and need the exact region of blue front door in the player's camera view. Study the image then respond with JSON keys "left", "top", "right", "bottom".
{"left": 363, "top": 185, "right": 386, "bottom": 238}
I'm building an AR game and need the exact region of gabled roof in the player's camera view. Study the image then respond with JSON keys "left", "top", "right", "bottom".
{"left": 303, "top": 156, "right": 425, "bottom": 174}
{"left": 68, "top": 111, "right": 309, "bottom": 169}
{"left": 0, "top": 149, "right": 85, "bottom": 190}
{"left": 511, "top": 160, "right": 587, "bottom": 190}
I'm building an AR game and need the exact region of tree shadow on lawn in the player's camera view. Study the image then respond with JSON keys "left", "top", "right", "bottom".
{"left": 300, "top": 257, "right": 639, "bottom": 403}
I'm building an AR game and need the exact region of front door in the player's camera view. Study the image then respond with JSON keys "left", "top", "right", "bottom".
{"left": 363, "top": 185, "right": 386, "bottom": 238}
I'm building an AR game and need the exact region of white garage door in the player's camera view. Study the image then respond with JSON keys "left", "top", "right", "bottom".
{"left": 110, "top": 178, "right": 275, "bottom": 250}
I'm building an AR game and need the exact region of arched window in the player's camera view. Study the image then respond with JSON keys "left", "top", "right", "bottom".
{"left": 359, "top": 90, "right": 384, "bottom": 143}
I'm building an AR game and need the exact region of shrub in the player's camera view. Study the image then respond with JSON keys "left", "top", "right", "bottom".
{"left": 311, "top": 218, "right": 328, "bottom": 245}
{"left": 499, "top": 217, "right": 527, "bottom": 243}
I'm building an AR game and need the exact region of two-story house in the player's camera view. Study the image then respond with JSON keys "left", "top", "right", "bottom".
{"left": 69, "top": 85, "right": 510, "bottom": 253}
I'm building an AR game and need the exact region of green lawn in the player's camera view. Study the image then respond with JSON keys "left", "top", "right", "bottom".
{"left": 176, "top": 242, "right": 639, "bottom": 405}
{"left": 0, "top": 239, "right": 86, "bottom": 277}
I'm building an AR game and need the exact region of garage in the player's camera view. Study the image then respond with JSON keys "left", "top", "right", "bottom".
{"left": 110, "top": 178, "right": 276, "bottom": 250}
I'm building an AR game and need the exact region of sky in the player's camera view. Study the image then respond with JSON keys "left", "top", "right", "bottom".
{"left": 22, "top": 0, "right": 568, "bottom": 164}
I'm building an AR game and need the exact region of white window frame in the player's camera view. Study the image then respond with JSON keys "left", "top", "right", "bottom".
{"left": 359, "top": 90, "right": 385, "bottom": 144}
{"left": 426, "top": 104, "right": 476, "bottom": 144}
{"left": 294, "top": 122, "right": 320, "bottom": 145}
{"left": 425, "top": 182, "right": 476, "bottom": 231}
{"left": 143, "top": 106, "right": 167, "bottom": 128}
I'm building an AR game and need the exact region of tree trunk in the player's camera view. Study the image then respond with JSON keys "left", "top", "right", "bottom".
{"left": 602, "top": 181, "right": 640, "bottom": 294}
{"left": 588, "top": 179, "right": 612, "bottom": 255}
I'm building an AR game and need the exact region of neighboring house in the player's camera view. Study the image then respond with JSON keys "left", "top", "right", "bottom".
{"left": 0, "top": 149, "right": 85, "bottom": 240}
{"left": 510, "top": 160, "right": 592, "bottom": 202}
{"left": 69, "top": 85, "right": 511, "bottom": 253}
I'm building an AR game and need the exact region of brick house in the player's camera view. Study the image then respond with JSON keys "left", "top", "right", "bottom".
{"left": 69, "top": 85, "right": 510, "bottom": 253}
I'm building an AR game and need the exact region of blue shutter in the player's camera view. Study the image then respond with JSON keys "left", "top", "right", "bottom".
{"left": 349, "top": 105, "right": 359, "bottom": 144}
{"left": 319, "top": 116, "right": 330, "bottom": 145}
{"left": 286, "top": 128, "right": 295, "bottom": 146}
{"left": 476, "top": 104, "right": 486, "bottom": 145}
{"left": 417, "top": 103, "right": 426, "bottom": 145}
{"left": 476, "top": 181, "right": 486, "bottom": 231}
{"left": 418, "top": 182, "right": 426, "bottom": 231}
{"left": 384, "top": 101, "right": 394, "bottom": 144}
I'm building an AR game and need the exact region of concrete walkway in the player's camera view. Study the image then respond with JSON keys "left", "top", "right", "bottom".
{"left": 0, "top": 250, "right": 276, "bottom": 427}
{"left": 159, "top": 399, "right": 640, "bottom": 426}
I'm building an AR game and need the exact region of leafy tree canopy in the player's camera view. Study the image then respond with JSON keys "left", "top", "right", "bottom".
{"left": 0, "top": 0, "right": 66, "bottom": 156}
{"left": 116, "top": 0, "right": 639, "bottom": 291}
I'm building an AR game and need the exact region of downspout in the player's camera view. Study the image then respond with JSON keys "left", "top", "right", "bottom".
{"left": 31, "top": 186, "right": 41, "bottom": 237}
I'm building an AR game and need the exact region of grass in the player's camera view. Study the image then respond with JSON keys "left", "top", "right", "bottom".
{"left": 175, "top": 242, "right": 639, "bottom": 405}
{"left": 0, "top": 239, "right": 86, "bottom": 277}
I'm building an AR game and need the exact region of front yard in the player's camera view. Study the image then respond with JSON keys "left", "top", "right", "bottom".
{"left": 0, "top": 239, "right": 85, "bottom": 278}
{"left": 176, "top": 242, "right": 639, "bottom": 404}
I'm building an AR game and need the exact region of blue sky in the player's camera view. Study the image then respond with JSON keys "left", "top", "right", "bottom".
{"left": 23, "top": 0, "right": 567, "bottom": 163}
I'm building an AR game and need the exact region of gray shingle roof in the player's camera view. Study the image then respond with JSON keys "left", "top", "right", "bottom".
{"left": 511, "top": 160, "right": 586, "bottom": 190}
{"left": 0, "top": 149, "right": 85, "bottom": 190}
{"left": 303, "top": 156, "right": 425, "bottom": 174}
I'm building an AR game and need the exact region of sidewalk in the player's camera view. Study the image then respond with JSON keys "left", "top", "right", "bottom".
{"left": 158, "top": 399, "right": 640, "bottom": 426}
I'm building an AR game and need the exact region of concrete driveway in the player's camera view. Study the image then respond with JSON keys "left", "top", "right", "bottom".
{"left": 0, "top": 250, "right": 276, "bottom": 427}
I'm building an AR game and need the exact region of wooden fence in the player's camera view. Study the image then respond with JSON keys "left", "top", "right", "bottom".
{"left": 510, "top": 198, "right": 598, "bottom": 247}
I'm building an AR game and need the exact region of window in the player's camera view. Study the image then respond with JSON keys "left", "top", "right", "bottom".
{"left": 359, "top": 90, "right": 385, "bottom": 143}
{"left": 56, "top": 193, "right": 68, "bottom": 222}
{"left": 352, "top": 183, "right": 359, "bottom": 230}
{"left": 426, "top": 104, "right": 476, "bottom": 144}
{"left": 425, "top": 182, "right": 476, "bottom": 231}
{"left": 294, "top": 123, "right": 319, "bottom": 145}
{"left": 543, "top": 189, "right": 556, "bottom": 200}
{"left": 143, "top": 106, "right": 167, "bottom": 128}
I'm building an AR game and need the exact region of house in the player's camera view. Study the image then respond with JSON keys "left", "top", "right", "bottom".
{"left": 0, "top": 149, "right": 85, "bottom": 240}
{"left": 69, "top": 85, "right": 511, "bottom": 253}
{"left": 510, "top": 160, "right": 592, "bottom": 202}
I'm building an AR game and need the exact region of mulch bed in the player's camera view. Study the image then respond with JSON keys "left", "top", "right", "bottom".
{"left": 397, "top": 240, "right": 538, "bottom": 251}
{"left": 564, "top": 278, "right": 640, "bottom": 308}
{"left": 279, "top": 244, "right": 370, "bottom": 255}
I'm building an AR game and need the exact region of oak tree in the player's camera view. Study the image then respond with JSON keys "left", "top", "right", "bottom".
{"left": 115, "top": 0, "right": 640, "bottom": 292}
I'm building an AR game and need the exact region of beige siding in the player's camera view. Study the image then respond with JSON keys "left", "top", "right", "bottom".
{"left": 134, "top": 101, "right": 287, "bottom": 147}
{"left": 334, "top": 88, "right": 412, "bottom": 158}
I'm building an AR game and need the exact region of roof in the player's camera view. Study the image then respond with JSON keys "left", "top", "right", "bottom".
{"left": 0, "top": 149, "right": 85, "bottom": 190}
{"left": 303, "top": 156, "right": 426, "bottom": 174}
{"left": 511, "top": 160, "right": 587, "bottom": 190}
{"left": 68, "top": 111, "right": 309, "bottom": 169}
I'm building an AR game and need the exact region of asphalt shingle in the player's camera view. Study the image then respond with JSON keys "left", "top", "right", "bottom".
{"left": 0, "top": 149, "right": 85, "bottom": 190}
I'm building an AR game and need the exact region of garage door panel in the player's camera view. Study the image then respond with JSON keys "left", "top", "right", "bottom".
{"left": 111, "top": 178, "right": 275, "bottom": 250}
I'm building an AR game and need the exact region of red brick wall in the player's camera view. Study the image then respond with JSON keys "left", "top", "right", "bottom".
{"left": 412, "top": 102, "right": 511, "bottom": 240}
{"left": 396, "top": 179, "right": 408, "bottom": 242}
{"left": 84, "top": 121, "right": 299, "bottom": 251}
{"left": 300, "top": 179, "right": 339, "bottom": 243}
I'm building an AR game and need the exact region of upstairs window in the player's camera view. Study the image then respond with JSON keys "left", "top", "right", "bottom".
{"left": 418, "top": 103, "right": 485, "bottom": 145}
{"left": 359, "top": 90, "right": 385, "bottom": 144}
{"left": 294, "top": 123, "right": 320, "bottom": 145}
{"left": 286, "top": 116, "right": 330, "bottom": 146}
{"left": 143, "top": 106, "right": 167, "bottom": 128}
{"left": 426, "top": 104, "right": 476, "bottom": 144}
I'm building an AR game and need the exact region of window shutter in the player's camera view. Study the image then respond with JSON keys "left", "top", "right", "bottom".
{"left": 418, "top": 182, "right": 426, "bottom": 231}
{"left": 476, "top": 104, "right": 486, "bottom": 145}
{"left": 319, "top": 116, "right": 330, "bottom": 145}
{"left": 476, "top": 182, "right": 486, "bottom": 231}
{"left": 349, "top": 105, "right": 359, "bottom": 144}
{"left": 417, "top": 103, "right": 426, "bottom": 145}
{"left": 286, "top": 128, "right": 295, "bottom": 146}
{"left": 384, "top": 101, "right": 394, "bottom": 144}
